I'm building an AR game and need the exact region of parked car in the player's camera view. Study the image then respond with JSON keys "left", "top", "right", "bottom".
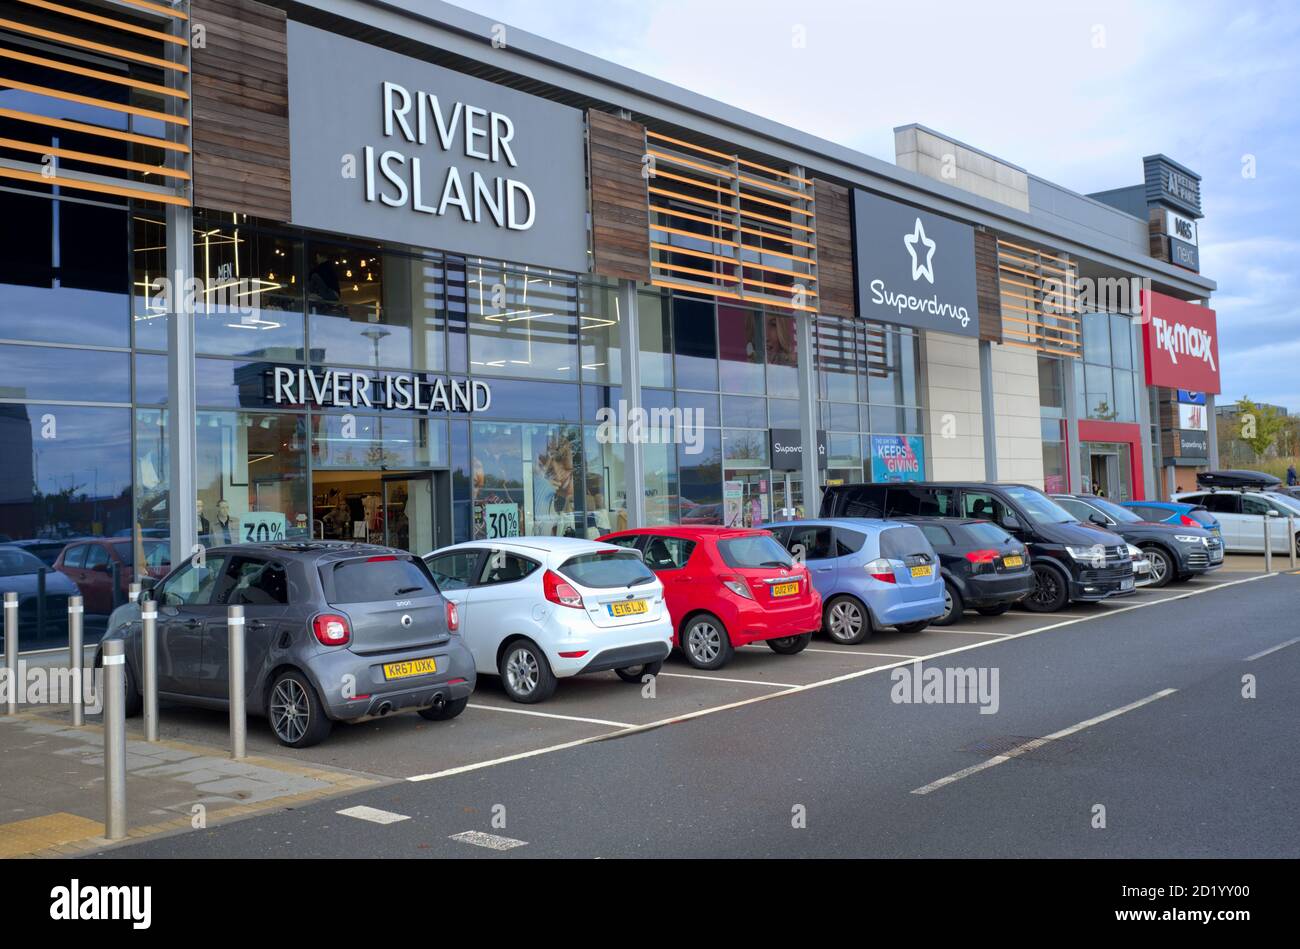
{"left": 5, "top": 538, "right": 70, "bottom": 567}
{"left": 599, "top": 526, "right": 820, "bottom": 667}
{"left": 760, "top": 519, "right": 944, "bottom": 640}
{"left": 820, "top": 482, "right": 1134, "bottom": 612}
{"left": 97, "top": 541, "right": 475, "bottom": 747}
{"left": 54, "top": 538, "right": 171, "bottom": 615}
{"left": 1051, "top": 493, "right": 1222, "bottom": 587}
{"left": 896, "top": 518, "right": 1033, "bottom": 626}
{"left": 0, "top": 546, "right": 79, "bottom": 646}
{"left": 1172, "top": 489, "right": 1300, "bottom": 555}
{"left": 425, "top": 537, "right": 672, "bottom": 701}
{"left": 1120, "top": 500, "right": 1223, "bottom": 539}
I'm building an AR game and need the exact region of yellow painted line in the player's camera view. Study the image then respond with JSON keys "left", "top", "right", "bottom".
{"left": 0, "top": 812, "right": 103, "bottom": 858}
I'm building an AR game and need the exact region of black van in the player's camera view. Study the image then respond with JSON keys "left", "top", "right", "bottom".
{"left": 820, "top": 482, "right": 1135, "bottom": 612}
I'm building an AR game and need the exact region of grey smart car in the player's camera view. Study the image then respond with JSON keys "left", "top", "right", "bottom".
{"left": 95, "top": 541, "right": 476, "bottom": 747}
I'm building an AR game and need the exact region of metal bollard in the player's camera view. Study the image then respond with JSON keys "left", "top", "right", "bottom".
{"left": 68, "top": 595, "right": 84, "bottom": 727}
{"left": 1290, "top": 516, "right": 1297, "bottom": 571}
{"left": 36, "top": 568, "right": 46, "bottom": 643}
{"left": 102, "top": 639, "right": 127, "bottom": 840}
{"left": 128, "top": 581, "right": 141, "bottom": 604}
{"left": 4, "top": 591, "right": 16, "bottom": 716}
{"left": 141, "top": 599, "right": 159, "bottom": 742}
{"left": 228, "top": 604, "right": 246, "bottom": 759}
{"left": 1263, "top": 516, "right": 1273, "bottom": 573}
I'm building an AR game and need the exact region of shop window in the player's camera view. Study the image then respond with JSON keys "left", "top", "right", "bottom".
{"left": 308, "top": 244, "right": 447, "bottom": 371}
{"left": 815, "top": 317, "right": 856, "bottom": 403}
{"left": 765, "top": 312, "right": 799, "bottom": 399}
{"left": 768, "top": 398, "right": 799, "bottom": 428}
{"left": 1109, "top": 314, "right": 1134, "bottom": 369}
{"left": 1085, "top": 364, "right": 1116, "bottom": 420}
{"left": 826, "top": 433, "right": 861, "bottom": 486}
{"left": 583, "top": 426, "right": 628, "bottom": 536}
{"left": 677, "top": 390, "right": 720, "bottom": 428}
{"left": 718, "top": 304, "right": 765, "bottom": 392}
{"left": 471, "top": 422, "right": 585, "bottom": 538}
{"left": 638, "top": 291, "right": 673, "bottom": 389}
{"left": 821, "top": 401, "right": 858, "bottom": 433}
{"left": 135, "top": 408, "right": 168, "bottom": 536}
{"left": 866, "top": 327, "right": 921, "bottom": 407}
{"left": 0, "top": 344, "right": 129, "bottom": 404}
{"left": 643, "top": 442, "right": 679, "bottom": 526}
{"left": 134, "top": 354, "right": 168, "bottom": 406}
{"left": 672, "top": 295, "right": 717, "bottom": 390}
{"left": 722, "top": 395, "right": 766, "bottom": 428}
{"left": 194, "top": 357, "right": 302, "bottom": 410}
{"left": 1113, "top": 370, "right": 1137, "bottom": 423}
{"left": 1082, "top": 312, "right": 1112, "bottom": 366}
{"left": 1038, "top": 354, "right": 1065, "bottom": 413}
{"left": 868, "top": 405, "right": 923, "bottom": 435}
{"left": 0, "top": 194, "right": 130, "bottom": 348}
{"left": 677, "top": 429, "right": 722, "bottom": 525}
{"left": 467, "top": 265, "right": 578, "bottom": 381}
{"left": 196, "top": 411, "right": 310, "bottom": 545}
{"left": 579, "top": 279, "right": 622, "bottom": 386}
{"left": 478, "top": 378, "right": 580, "bottom": 422}
{"left": 191, "top": 226, "right": 305, "bottom": 359}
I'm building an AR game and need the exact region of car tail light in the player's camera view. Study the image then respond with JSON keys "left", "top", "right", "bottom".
{"left": 1179, "top": 515, "right": 1199, "bottom": 527}
{"left": 864, "top": 558, "right": 896, "bottom": 583}
{"left": 543, "top": 570, "right": 584, "bottom": 609}
{"left": 720, "top": 575, "right": 754, "bottom": 599}
{"left": 964, "top": 548, "right": 999, "bottom": 574}
{"left": 312, "top": 613, "right": 351, "bottom": 646}
{"left": 445, "top": 600, "right": 459, "bottom": 633}
{"left": 367, "top": 555, "right": 398, "bottom": 562}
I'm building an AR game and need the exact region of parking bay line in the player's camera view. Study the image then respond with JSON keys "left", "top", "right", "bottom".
{"left": 449, "top": 830, "right": 528, "bottom": 851}
{"left": 1245, "top": 637, "right": 1300, "bottom": 661}
{"left": 337, "top": 805, "right": 410, "bottom": 825}
{"left": 909, "top": 688, "right": 1179, "bottom": 796}
{"left": 466, "top": 703, "right": 635, "bottom": 728}
{"left": 657, "top": 671, "right": 799, "bottom": 688}
{"left": 404, "top": 572, "right": 1277, "bottom": 783}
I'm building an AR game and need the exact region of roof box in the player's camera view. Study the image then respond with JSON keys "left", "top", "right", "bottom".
{"left": 1195, "top": 469, "right": 1281, "bottom": 489}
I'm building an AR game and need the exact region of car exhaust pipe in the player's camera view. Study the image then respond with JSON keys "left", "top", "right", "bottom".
{"left": 430, "top": 693, "right": 446, "bottom": 712}
{"left": 376, "top": 702, "right": 393, "bottom": 717}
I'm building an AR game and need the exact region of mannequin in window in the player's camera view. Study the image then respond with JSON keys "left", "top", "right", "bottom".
{"left": 213, "top": 499, "right": 239, "bottom": 545}
{"left": 196, "top": 499, "right": 211, "bottom": 543}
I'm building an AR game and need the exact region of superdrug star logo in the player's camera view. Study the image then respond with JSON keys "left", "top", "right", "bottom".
{"left": 903, "top": 217, "right": 937, "bottom": 283}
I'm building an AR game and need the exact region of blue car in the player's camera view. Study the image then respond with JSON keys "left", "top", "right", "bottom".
{"left": 766, "top": 518, "right": 945, "bottom": 644}
{"left": 1120, "top": 500, "right": 1222, "bottom": 540}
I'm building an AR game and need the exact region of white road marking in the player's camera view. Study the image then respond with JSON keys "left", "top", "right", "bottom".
{"left": 910, "top": 688, "right": 1179, "bottom": 796}
{"left": 795, "top": 647, "right": 923, "bottom": 658}
{"left": 929, "top": 629, "right": 1012, "bottom": 637}
{"left": 406, "top": 572, "right": 1277, "bottom": 782}
{"left": 467, "top": 703, "right": 633, "bottom": 728}
{"left": 449, "top": 830, "right": 527, "bottom": 851}
{"left": 337, "top": 805, "right": 410, "bottom": 825}
{"left": 658, "top": 672, "right": 798, "bottom": 688}
{"left": 1245, "top": 637, "right": 1300, "bottom": 661}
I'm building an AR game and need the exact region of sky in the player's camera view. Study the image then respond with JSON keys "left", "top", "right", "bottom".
{"left": 447, "top": 0, "right": 1300, "bottom": 412}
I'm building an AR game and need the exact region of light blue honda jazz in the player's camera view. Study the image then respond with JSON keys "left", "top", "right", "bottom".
{"left": 765, "top": 518, "right": 945, "bottom": 644}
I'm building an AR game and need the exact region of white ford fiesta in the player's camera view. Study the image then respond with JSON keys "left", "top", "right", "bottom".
{"left": 423, "top": 537, "right": 674, "bottom": 703}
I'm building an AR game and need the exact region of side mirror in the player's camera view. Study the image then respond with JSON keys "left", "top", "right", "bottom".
{"left": 140, "top": 575, "right": 158, "bottom": 593}
{"left": 1089, "top": 514, "right": 1108, "bottom": 527}
{"left": 1001, "top": 513, "right": 1021, "bottom": 531}
{"left": 1267, "top": 509, "right": 1281, "bottom": 518}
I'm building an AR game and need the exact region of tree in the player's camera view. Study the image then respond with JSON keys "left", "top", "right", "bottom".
{"left": 1234, "top": 397, "right": 1289, "bottom": 458}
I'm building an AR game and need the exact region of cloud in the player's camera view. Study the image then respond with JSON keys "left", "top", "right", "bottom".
{"left": 455, "top": 0, "right": 1300, "bottom": 410}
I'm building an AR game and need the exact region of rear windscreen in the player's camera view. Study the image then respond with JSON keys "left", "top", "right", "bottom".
{"left": 560, "top": 551, "right": 655, "bottom": 589}
{"left": 718, "top": 535, "right": 794, "bottom": 569}
{"left": 879, "top": 525, "right": 931, "bottom": 560}
{"left": 960, "top": 522, "right": 1013, "bottom": 546}
{"left": 331, "top": 557, "right": 436, "bottom": 603}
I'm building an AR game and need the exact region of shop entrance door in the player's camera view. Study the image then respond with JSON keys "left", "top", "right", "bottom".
{"left": 1088, "top": 450, "right": 1124, "bottom": 499}
{"left": 314, "top": 470, "right": 451, "bottom": 554}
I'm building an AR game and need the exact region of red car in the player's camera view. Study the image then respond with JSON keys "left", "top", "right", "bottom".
{"left": 53, "top": 538, "right": 171, "bottom": 616}
{"left": 599, "top": 526, "right": 822, "bottom": 669}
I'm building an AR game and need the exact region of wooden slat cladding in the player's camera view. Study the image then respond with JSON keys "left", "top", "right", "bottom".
{"left": 812, "top": 179, "right": 853, "bottom": 319}
{"left": 973, "top": 229, "right": 1002, "bottom": 342}
{"left": 1147, "top": 207, "right": 1169, "bottom": 262}
{"left": 588, "top": 110, "right": 649, "bottom": 281}
{"left": 995, "top": 237, "right": 1082, "bottom": 358}
{"left": 190, "top": 0, "right": 290, "bottom": 220}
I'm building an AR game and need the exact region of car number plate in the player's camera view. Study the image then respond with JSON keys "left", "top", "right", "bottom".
{"left": 910, "top": 565, "right": 933, "bottom": 579}
{"left": 1002, "top": 555, "right": 1024, "bottom": 568}
{"left": 383, "top": 656, "right": 437, "bottom": 680}
{"left": 770, "top": 581, "right": 799, "bottom": 598}
{"left": 1120, "top": 576, "right": 1135, "bottom": 591}
{"left": 608, "top": 599, "right": 648, "bottom": 617}
{"left": 1210, "top": 548, "right": 1223, "bottom": 562}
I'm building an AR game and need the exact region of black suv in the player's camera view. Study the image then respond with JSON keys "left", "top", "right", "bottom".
{"left": 820, "top": 482, "right": 1134, "bottom": 612}
{"left": 1051, "top": 493, "right": 1222, "bottom": 587}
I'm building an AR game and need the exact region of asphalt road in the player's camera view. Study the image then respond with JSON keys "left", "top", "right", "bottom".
{"left": 94, "top": 570, "right": 1300, "bottom": 858}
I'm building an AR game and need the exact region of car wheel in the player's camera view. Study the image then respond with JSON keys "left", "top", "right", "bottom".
{"left": 268, "top": 670, "right": 333, "bottom": 748}
{"left": 499, "top": 640, "right": 558, "bottom": 704}
{"left": 121, "top": 657, "right": 143, "bottom": 718}
{"left": 681, "top": 614, "right": 734, "bottom": 670}
{"left": 823, "top": 594, "right": 870, "bottom": 645}
{"left": 418, "top": 696, "right": 469, "bottom": 721}
{"left": 976, "top": 604, "right": 1011, "bottom": 617}
{"left": 615, "top": 660, "right": 663, "bottom": 683}
{"left": 932, "top": 579, "right": 963, "bottom": 627}
{"left": 895, "top": 621, "right": 929, "bottom": 634}
{"left": 766, "top": 632, "right": 812, "bottom": 655}
{"left": 1142, "top": 545, "right": 1174, "bottom": 588}
{"left": 1024, "top": 563, "right": 1070, "bottom": 612}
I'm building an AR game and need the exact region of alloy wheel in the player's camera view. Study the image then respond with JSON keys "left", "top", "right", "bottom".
{"left": 1147, "top": 550, "right": 1168, "bottom": 584}
{"left": 1030, "top": 567, "right": 1060, "bottom": 608}
{"left": 687, "top": 623, "right": 722, "bottom": 664}
{"left": 270, "top": 678, "right": 310, "bottom": 745}
{"left": 505, "top": 647, "right": 540, "bottom": 696}
{"left": 828, "top": 600, "right": 863, "bottom": 642}
{"left": 942, "top": 586, "right": 954, "bottom": 621}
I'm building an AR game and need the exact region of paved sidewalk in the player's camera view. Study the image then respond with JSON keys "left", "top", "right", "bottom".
{"left": 0, "top": 710, "right": 385, "bottom": 857}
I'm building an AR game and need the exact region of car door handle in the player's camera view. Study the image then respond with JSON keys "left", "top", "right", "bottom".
{"left": 247, "top": 620, "right": 267, "bottom": 631}
{"left": 182, "top": 619, "right": 202, "bottom": 629}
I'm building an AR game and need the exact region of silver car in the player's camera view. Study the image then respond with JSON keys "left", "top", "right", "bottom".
{"left": 96, "top": 541, "right": 476, "bottom": 747}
